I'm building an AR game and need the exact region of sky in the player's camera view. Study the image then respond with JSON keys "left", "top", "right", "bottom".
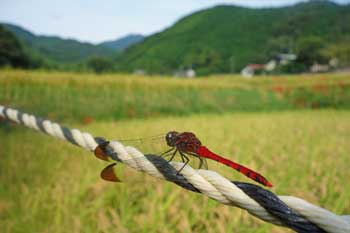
{"left": 0, "top": 0, "right": 349, "bottom": 44}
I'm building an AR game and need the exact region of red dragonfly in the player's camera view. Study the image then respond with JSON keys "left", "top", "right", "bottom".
{"left": 94, "top": 131, "right": 273, "bottom": 187}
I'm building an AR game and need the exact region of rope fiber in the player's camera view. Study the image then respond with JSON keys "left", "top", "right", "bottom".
{"left": 1, "top": 105, "right": 349, "bottom": 233}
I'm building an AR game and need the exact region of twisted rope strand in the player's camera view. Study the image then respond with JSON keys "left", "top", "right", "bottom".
{"left": 1, "top": 105, "right": 349, "bottom": 233}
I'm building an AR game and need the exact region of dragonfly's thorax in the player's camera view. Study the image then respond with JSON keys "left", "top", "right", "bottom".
{"left": 174, "top": 132, "right": 202, "bottom": 153}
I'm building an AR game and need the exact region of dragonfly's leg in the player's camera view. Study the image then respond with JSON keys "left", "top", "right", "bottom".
{"left": 177, "top": 152, "right": 189, "bottom": 174}
{"left": 180, "top": 154, "right": 185, "bottom": 162}
{"left": 187, "top": 152, "right": 206, "bottom": 169}
{"left": 203, "top": 158, "right": 208, "bottom": 169}
{"left": 167, "top": 149, "right": 178, "bottom": 162}
{"left": 198, "top": 157, "right": 203, "bottom": 169}
{"left": 160, "top": 147, "right": 175, "bottom": 157}
{"left": 196, "top": 157, "right": 208, "bottom": 169}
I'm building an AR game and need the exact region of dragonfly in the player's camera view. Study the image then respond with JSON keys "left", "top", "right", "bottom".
{"left": 94, "top": 131, "right": 273, "bottom": 188}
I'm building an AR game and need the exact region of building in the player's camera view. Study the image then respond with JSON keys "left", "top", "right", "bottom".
{"left": 241, "top": 64, "right": 265, "bottom": 77}
{"left": 173, "top": 68, "right": 196, "bottom": 78}
{"left": 241, "top": 53, "right": 297, "bottom": 77}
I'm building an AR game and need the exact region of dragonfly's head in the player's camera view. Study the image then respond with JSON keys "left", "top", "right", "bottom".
{"left": 165, "top": 131, "right": 178, "bottom": 147}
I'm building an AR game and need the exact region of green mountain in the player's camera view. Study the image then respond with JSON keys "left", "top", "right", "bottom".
{"left": 2, "top": 23, "right": 115, "bottom": 64}
{"left": 117, "top": 0, "right": 350, "bottom": 75}
{"left": 99, "top": 34, "right": 144, "bottom": 51}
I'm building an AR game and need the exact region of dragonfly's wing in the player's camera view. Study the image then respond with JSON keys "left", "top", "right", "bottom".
{"left": 94, "top": 135, "right": 169, "bottom": 159}
{"left": 94, "top": 138, "right": 174, "bottom": 183}
{"left": 93, "top": 138, "right": 213, "bottom": 184}
{"left": 117, "top": 134, "right": 168, "bottom": 155}
{"left": 94, "top": 141, "right": 110, "bottom": 161}
{"left": 100, "top": 163, "right": 121, "bottom": 182}
{"left": 94, "top": 140, "right": 205, "bottom": 169}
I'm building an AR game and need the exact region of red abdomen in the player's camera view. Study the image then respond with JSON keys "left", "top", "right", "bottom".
{"left": 196, "top": 146, "right": 273, "bottom": 187}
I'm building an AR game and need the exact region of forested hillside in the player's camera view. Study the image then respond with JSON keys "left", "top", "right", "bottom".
{"left": 117, "top": 0, "right": 350, "bottom": 75}
{"left": 2, "top": 23, "right": 115, "bottom": 64}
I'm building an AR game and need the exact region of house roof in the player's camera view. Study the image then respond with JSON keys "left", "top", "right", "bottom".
{"left": 247, "top": 64, "right": 265, "bottom": 70}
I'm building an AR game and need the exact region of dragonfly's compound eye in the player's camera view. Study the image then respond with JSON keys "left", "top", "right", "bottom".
{"left": 166, "top": 131, "right": 178, "bottom": 147}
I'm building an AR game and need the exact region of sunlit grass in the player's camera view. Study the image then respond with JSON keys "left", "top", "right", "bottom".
{"left": 1, "top": 110, "right": 349, "bottom": 233}
{"left": 1, "top": 69, "right": 349, "bottom": 89}
{"left": 1, "top": 70, "right": 350, "bottom": 124}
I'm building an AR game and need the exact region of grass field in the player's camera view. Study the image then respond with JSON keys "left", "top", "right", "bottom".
{"left": 1, "top": 70, "right": 350, "bottom": 233}
{"left": 1, "top": 70, "right": 350, "bottom": 123}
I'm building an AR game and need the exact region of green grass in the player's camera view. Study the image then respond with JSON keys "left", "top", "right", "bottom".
{"left": 1, "top": 70, "right": 349, "bottom": 232}
{"left": 1, "top": 110, "right": 349, "bottom": 233}
{"left": 1, "top": 70, "right": 350, "bottom": 123}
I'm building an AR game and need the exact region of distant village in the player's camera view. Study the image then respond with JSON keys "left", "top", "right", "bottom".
{"left": 133, "top": 53, "right": 341, "bottom": 78}
{"left": 240, "top": 53, "right": 340, "bottom": 78}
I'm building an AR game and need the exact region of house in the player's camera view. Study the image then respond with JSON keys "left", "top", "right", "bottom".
{"left": 276, "top": 53, "right": 297, "bottom": 65}
{"left": 133, "top": 69, "right": 146, "bottom": 75}
{"left": 264, "top": 60, "right": 277, "bottom": 72}
{"left": 241, "top": 53, "right": 297, "bottom": 77}
{"left": 241, "top": 64, "right": 265, "bottom": 77}
{"left": 185, "top": 68, "right": 196, "bottom": 78}
{"left": 310, "top": 63, "right": 329, "bottom": 73}
{"left": 173, "top": 68, "right": 196, "bottom": 78}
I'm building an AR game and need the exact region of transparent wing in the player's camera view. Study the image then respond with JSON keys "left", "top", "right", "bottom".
{"left": 117, "top": 134, "right": 168, "bottom": 155}
{"left": 94, "top": 134, "right": 209, "bottom": 182}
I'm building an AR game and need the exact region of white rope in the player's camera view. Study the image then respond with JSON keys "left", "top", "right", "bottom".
{"left": 1, "top": 105, "right": 349, "bottom": 233}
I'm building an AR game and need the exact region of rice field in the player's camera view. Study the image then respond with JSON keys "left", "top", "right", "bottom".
{"left": 0, "top": 70, "right": 349, "bottom": 123}
{"left": 0, "top": 69, "right": 349, "bottom": 233}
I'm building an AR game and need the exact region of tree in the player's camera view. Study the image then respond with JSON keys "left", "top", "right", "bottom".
{"left": 265, "top": 36, "right": 295, "bottom": 58}
{"left": 87, "top": 56, "right": 115, "bottom": 73}
{"left": 0, "top": 25, "right": 30, "bottom": 68}
{"left": 321, "top": 39, "right": 350, "bottom": 66}
{"left": 183, "top": 47, "right": 223, "bottom": 75}
{"left": 296, "top": 36, "right": 327, "bottom": 67}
